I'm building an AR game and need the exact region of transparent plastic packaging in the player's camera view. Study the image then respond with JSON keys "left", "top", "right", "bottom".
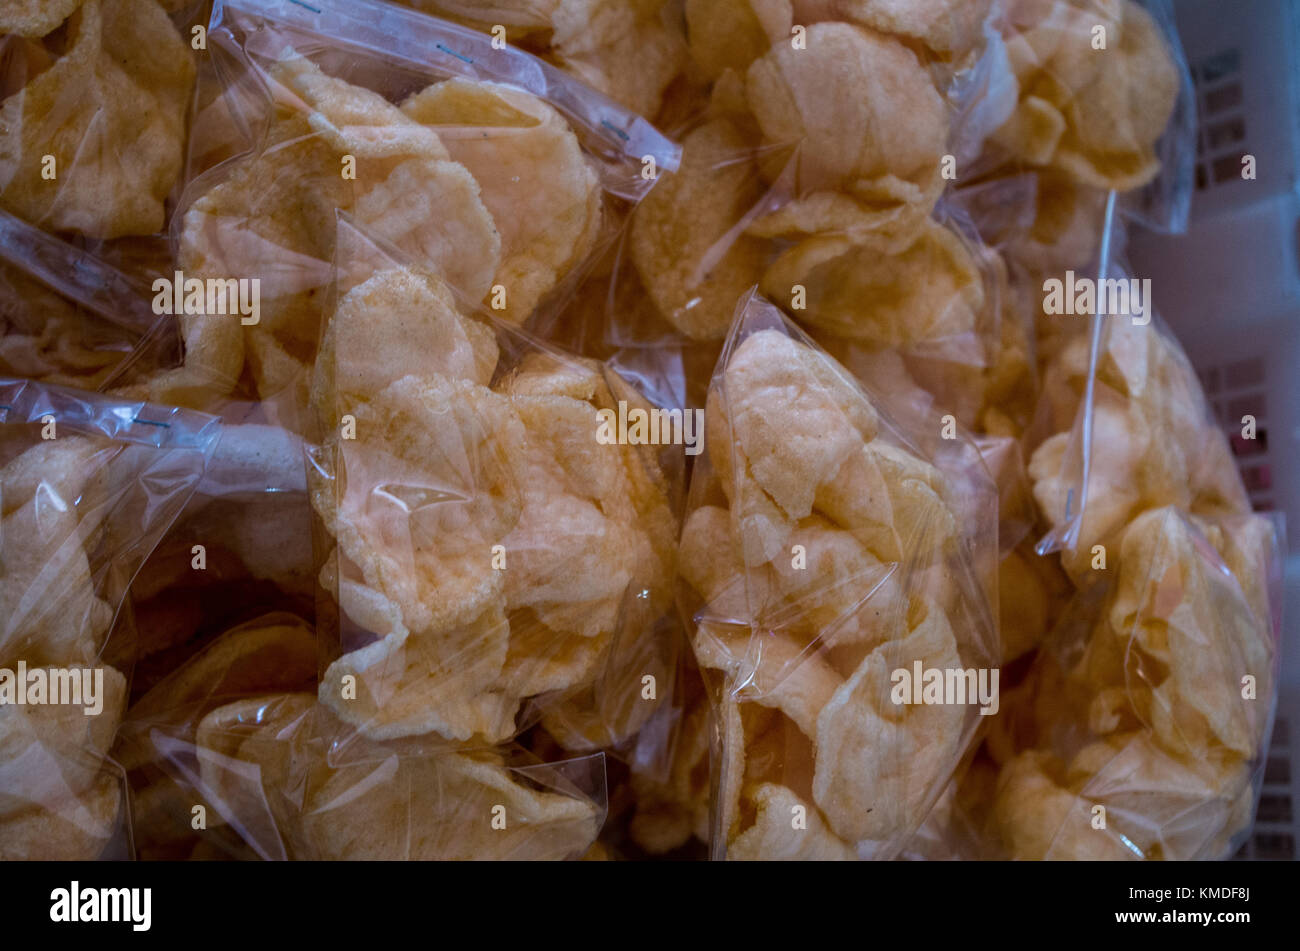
{"left": 393, "top": 0, "right": 688, "bottom": 122}
{"left": 964, "top": 200, "right": 1287, "bottom": 859}
{"left": 126, "top": 461, "right": 316, "bottom": 684}
{"left": 0, "top": 0, "right": 195, "bottom": 240}
{"left": 554, "top": 3, "right": 1018, "bottom": 434}
{"left": 1029, "top": 203, "right": 1252, "bottom": 579}
{"left": 0, "top": 0, "right": 1280, "bottom": 865}
{"left": 140, "top": 0, "right": 679, "bottom": 421}
{"left": 306, "top": 218, "right": 682, "bottom": 767}
{"left": 678, "top": 292, "right": 999, "bottom": 860}
{"left": 969, "top": 0, "right": 1195, "bottom": 232}
{"left": 115, "top": 615, "right": 606, "bottom": 860}
{"left": 0, "top": 378, "right": 218, "bottom": 859}
{"left": 0, "top": 209, "right": 179, "bottom": 392}
{"left": 972, "top": 504, "right": 1283, "bottom": 859}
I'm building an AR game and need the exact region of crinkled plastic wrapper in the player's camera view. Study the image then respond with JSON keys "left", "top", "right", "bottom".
{"left": 0, "top": 378, "right": 217, "bottom": 859}
{"left": 114, "top": 616, "right": 606, "bottom": 860}
{"left": 1030, "top": 213, "right": 1248, "bottom": 580}
{"left": 569, "top": 7, "right": 1034, "bottom": 448}
{"left": 678, "top": 293, "right": 999, "bottom": 860}
{"left": 935, "top": 210, "right": 1286, "bottom": 859}
{"left": 0, "top": 0, "right": 195, "bottom": 239}
{"left": 967, "top": 502, "right": 1283, "bottom": 859}
{"left": 306, "top": 218, "right": 683, "bottom": 775}
{"left": 397, "top": 0, "right": 687, "bottom": 121}
{"left": 142, "top": 0, "right": 678, "bottom": 421}
{"left": 0, "top": 209, "right": 179, "bottom": 392}
{"left": 963, "top": 0, "right": 1194, "bottom": 231}
{"left": 0, "top": 0, "right": 1282, "bottom": 864}
{"left": 125, "top": 418, "right": 316, "bottom": 685}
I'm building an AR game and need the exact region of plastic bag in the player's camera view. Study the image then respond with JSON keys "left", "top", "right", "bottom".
{"left": 0, "top": 377, "right": 217, "bottom": 859}
{"left": 560, "top": 6, "right": 1014, "bottom": 434}
{"left": 126, "top": 423, "right": 316, "bottom": 688}
{"left": 0, "top": 209, "right": 180, "bottom": 392}
{"left": 967, "top": 0, "right": 1194, "bottom": 231}
{"left": 1030, "top": 202, "right": 1252, "bottom": 578}
{"left": 135, "top": 0, "right": 679, "bottom": 422}
{"left": 114, "top": 612, "right": 317, "bottom": 860}
{"left": 395, "top": 0, "right": 687, "bottom": 121}
{"left": 961, "top": 190, "right": 1286, "bottom": 859}
{"left": 976, "top": 504, "right": 1283, "bottom": 859}
{"left": 576, "top": 5, "right": 986, "bottom": 352}
{"left": 0, "top": 0, "right": 195, "bottom": 239}
{"left": 306, "top": 217, "right": 681, "bottom": 765}
{"left": 115, "top": 616, "right": 606, "bottom": 860}
{"left": 678, "top": 292, "right": 998, "bottom": 860}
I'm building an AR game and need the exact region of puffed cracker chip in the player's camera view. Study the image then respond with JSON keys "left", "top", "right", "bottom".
{"left": 125, "top": 619, "right": 318, "bottom": 724}
{"left": 0, "top": 438, "right": 113, "bottom": 667}
{"left": 685, "top": 0, "right": 793, "bottom": 83}
{"left": 0, "top": 0, "right": 84, "bottom": 37}
{"left": 315, "top": 373, "right": 526, "bottom": 653}
{"left": 197, "top": 694, "right": 599, "bottom": 859}
{"left": 1070, "top": 733, "right": 1256, "bottom": 859}
{"left": 989, "top": 751, "right": 1132, "bottom": 859}
{"left": 0, "top": 666, "right": 126, "bottom": 816}
{"left": 173, "top": 56, "right": 499, "bottom": 403}
{"left": 710, "top": 329, "right": 877, "bottom": 562}
{"left": 114, "top": 618, "right": 317, "bottom": 780}
{"left": 689, "top": 316, "right": 984, "bottom": 857}
{"left": 828, "top": 0, "right": 993, "bottom": 55}
{"left": 745, "top": 191, "right": 922, "bottom": 245}
{"left": 679, "top": 505, "right": 763, "bottom": 625}
{"left": 745, "top": 22, "right": 946, "bottom": 224}
{"left": 312, "top": 266, "right": 498, "bottom": 414}
{"left": 0, "top": 267, "right": 134, "bottom": 388}
{"left": 401, "top": 79, "right": 602, "bottom": 325}
{"left": 994, "top": 0, "right": 1178, "bottom": 191}
{"left": 0, "top": 770, "right": 120, "bottom": 860}
{"left": 1106, "top": 507, "right": 1272, "bottom": 761}
{"left": 630, "top": 117, "right": 769, "bottom": 341}
{"left": 1008, "top": 174, "right": 1107, "bottom": 274}
{"left": 494, "top": 614, "right": 610, "bottom": 698}
{"left": 304, "top": 747, "right": 602, "bottom": 860}
{"left": 1031, "top": 315, "right": 1248, "bottom": 576}
{"left": 681, "top": 509, "right": 901, "bottom": 654}
{"left": 993, "top": 729, "right": 1255, "bottom": 860}
{"left": 0, "top": 0, "right": 192, "bottom": 238}
{"left": 502, "top": 392, "right": 669, "bottom": 638}
{"left": 717, "top": 697, "right": 764, "bottom": 844}
{"left": 727, "top": 782, "right": 856, "bottom": 860}
{"left": 315, "top": 338, "right": 673, "bottom": 743}
{"left": 549, "top": 0, "right": 686, "bottom": 119}
{"left": 811, "top": 598, "right": 965, "bottom": 844}
{"left": 1029, "top": 386, "right": 1147, "bottom": 578}
{"left": 760, "top": 218, "right": 985, "bottom": 352}
{"left": 193, "top": 693, "right": 321, "bottom": 859}
{"left": 321, "top": 601, "right": 517, "bottom": 743}
{"left": 695, "top": 624, "right": 841, "bottom": 740}
{"left": 814, "top": 439, "right": 957, "bottom": 563}
{"left": 1050, "top": 2, "right": 1180, "bottom": 191}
